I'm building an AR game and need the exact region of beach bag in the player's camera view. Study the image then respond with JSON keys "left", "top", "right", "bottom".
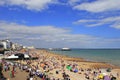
{"left": 26, "top": 77, "right": 29, "bottom": 80}
{"left": 56, "top": 71, "right": 59, "bottom": 74}
{"left": 111, "top": 77, "right": 116, "bottom": 80}
{"left": 106, "top": 68, "right": 111, "bottom": 72}
{"left": 39, "top": 74, "right": 43, "bottom": 78}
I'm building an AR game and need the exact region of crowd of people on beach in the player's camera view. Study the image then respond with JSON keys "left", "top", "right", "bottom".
{"left": 0, "top": 49, "right": 120, "bottom": 80}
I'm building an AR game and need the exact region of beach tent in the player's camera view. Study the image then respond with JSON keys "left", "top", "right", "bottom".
{"left": 5, "top": 53, "right": 30, "bottom": 60}
{"left": 66, "top": 65, "right": 72, "bottom": 70}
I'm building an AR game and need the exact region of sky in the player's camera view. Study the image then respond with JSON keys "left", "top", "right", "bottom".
{"left": 0, "top": 0, "right": 120, "bottom": 48}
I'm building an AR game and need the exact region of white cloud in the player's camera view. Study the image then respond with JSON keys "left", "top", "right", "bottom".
{"left": 0, "top": 21, "right": 71, "bottom": 42}
{"left": 68, "top": 0, "right": 80, "bottom": 5}
{"left": 74, "top": 16, "right": 120, "bottom": 29}
{"left": 0, "top": 21, "right": 69, "bottom": 35}
{"left": 0, "top": 21, "right": 120, "bottom": 48}
{"left": 73, "top": 0, "right": 120, "bottom": 12}
{"left": 0, "top": 0, "right": 58, "bottom": 11}
{"left": 111, "top": 23, "right": 120, "bottom": 29}
{"left": 0, "top": 0, "right": 5, "bottom": 5}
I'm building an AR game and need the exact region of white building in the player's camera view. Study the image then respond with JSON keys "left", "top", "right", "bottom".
{"left": 0, "top": 39, "right": 11, "bottom": 49}
{"left": 27, "top": 46, "right": 35, "bottom": 49}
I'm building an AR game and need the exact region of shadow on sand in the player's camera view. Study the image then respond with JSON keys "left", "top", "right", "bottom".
{"left": 0, "top": 73, "right": 7, "bottom": 80}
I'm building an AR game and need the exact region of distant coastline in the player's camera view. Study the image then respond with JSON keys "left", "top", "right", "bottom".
{"left": 48, "top": 48, "right": 120, "bottom": 67}
{"left": 1, "top": 48, "right": 120, "bottom": 80}
{"left": 36, "top": 48, "right": 120, "bottom": 50}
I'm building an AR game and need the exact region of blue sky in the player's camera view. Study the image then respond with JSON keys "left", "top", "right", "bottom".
{"left": 0, "top": 0, "right": 120, "bottom": 48}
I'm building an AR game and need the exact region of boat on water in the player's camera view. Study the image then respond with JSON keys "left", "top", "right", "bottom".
{"left": 61, "top": 48, "right": 71, "bottom": 51}
{"left": 48, "top": 48, "right": 71, "bottom": 51}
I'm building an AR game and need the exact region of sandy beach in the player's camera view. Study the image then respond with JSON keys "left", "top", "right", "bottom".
{"left": 1, "top": 49, "right": 120, "bottom": 80}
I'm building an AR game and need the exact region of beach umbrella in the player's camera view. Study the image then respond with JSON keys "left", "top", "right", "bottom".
{"left": 98, "top": 74, "right": 104, "bottom": 79}
{"left": 74, "top": 68, "right": 78, "bottom": 73}
{"left": 40, "top": 63, "right": 45, "bottom": 68}
{"left": 104, "top": 75, "right": 110, "bottom": 80}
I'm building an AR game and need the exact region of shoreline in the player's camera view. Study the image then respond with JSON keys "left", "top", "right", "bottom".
{"left": 48, "top": 49, "right": 120, "bottom": 69}
{"left": 1, "top": 49, "right": 120, "bottom": 80}
{"left": 47, "top": 49, "right": 120, "bottom": 69}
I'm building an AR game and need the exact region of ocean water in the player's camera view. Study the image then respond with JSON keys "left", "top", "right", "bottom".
{"left": 50, "top": 49, "right": 120, "bottom": 67}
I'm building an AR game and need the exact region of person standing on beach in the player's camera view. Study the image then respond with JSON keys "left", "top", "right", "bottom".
{"left": 117, "top": 72, "right": 119, "bottom": 78}
{"left": 0, "top": 62, "right": 3, "bottom": 69}
{"left": 0, "top": 63, "right": 3, "bottom": 77}
{"left": 11, "top": 70, "right": 15, "bottom": 77}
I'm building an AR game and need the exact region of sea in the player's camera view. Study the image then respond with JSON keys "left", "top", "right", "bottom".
{"left": 50, "top": 49, "right": 120, "bottom": 67}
